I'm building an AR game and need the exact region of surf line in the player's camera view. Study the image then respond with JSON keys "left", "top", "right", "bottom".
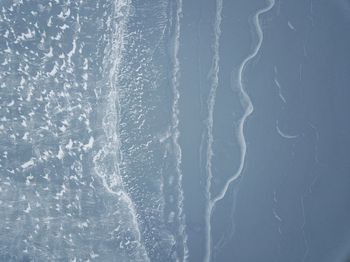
{"left": 204, "top": 1, "right": 275, "bottom": 261}
{"left": 203, "top": 0, "right": 223, "bottom": 261}
{"left": 93, "top": 1, "right": 150, "bottom": 261}
{"left": 170, "top": 0, "right": 189, "bottom": 260}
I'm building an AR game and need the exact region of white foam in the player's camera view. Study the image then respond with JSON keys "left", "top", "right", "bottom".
{"left": 65, "top": 139, "right": 73, "bottom": 150}
{"left": 205, "top": 1, "right": 276, "bottom": 261}
{"left": 24, "top": 203, "right": 31, "bottom": 213}
{"left": 204, "top": 0, "right": 223, "bottom": 261}
{"left": 158, "top": 127, "right": 172, "bottom": 143}
{"left": 170, "top": 0, "right": 189, "bottom": 259}
{"left": 83, "top": 136, "right": 94, "bottom": 151}
{"left": 21, "top": 159, "right": 35, "bottom": 169}
{"left": 67, "top": 38, "right": 77, "bottom": 64}
{"left": 92, "top": 1, "right": 150, "bottom": 260}
{"left": 273, "top": 66, "right": 287, "bottom": 103}
{"left": 48, "top": 63, "right": 58, "bottom": 76}
{"left": 45, "top": 47, "right": 53, "bottom": 58}
{"left": 287, "top": 21, "right": 296, "bottom": 31}
{"left": 276, "top": 120, "right": 299, "bottom": 139}
{"left": 273, "top": 209, "right": 282, "bottom": 222}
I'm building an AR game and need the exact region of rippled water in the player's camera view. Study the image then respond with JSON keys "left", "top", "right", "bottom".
{"left": 1, "top": 0, "right": 350, "bottom": 261}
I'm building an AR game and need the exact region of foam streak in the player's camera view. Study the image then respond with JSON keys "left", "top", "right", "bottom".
{"left": 204, "top": 1, "right": 275, "bottom": 261}
{"left": 171, "top": 0, "right": 189, "bottom": 260}
{"left": 204, "top": 0, "right": 223, "bottom": 261}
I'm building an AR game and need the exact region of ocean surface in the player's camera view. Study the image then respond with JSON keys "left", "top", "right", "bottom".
{"left": 1, "top": 0, "right": 350, "bottom": 261}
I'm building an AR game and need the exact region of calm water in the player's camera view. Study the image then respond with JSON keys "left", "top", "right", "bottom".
{"left": 1, "top": 0, "right": 350, "bottom": 261}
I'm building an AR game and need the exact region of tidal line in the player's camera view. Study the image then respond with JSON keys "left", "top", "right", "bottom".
{"left": 171, "top": 0, "right": 189, "bottom": 260}
{"left": 204, "top": 1, "right": 275, "bottom": 261}
{"left": 93, "top": 1, "right": 149, "bottom": 260}
{"left": 204, "top": 0, "right": 223, "bottom": 261}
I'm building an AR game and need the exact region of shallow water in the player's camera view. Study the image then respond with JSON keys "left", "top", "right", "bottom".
{"left": 1, "top": 0, "right": 350, "bottom": 261}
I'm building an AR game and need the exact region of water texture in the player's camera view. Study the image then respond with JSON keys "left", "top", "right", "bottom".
{"left": 1, "top": 0, "right": 350, "bottom": 261}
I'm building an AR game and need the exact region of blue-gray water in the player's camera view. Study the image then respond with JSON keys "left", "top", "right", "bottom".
{"left": 1, "top": 0, "right": 350, "bottom": 261}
